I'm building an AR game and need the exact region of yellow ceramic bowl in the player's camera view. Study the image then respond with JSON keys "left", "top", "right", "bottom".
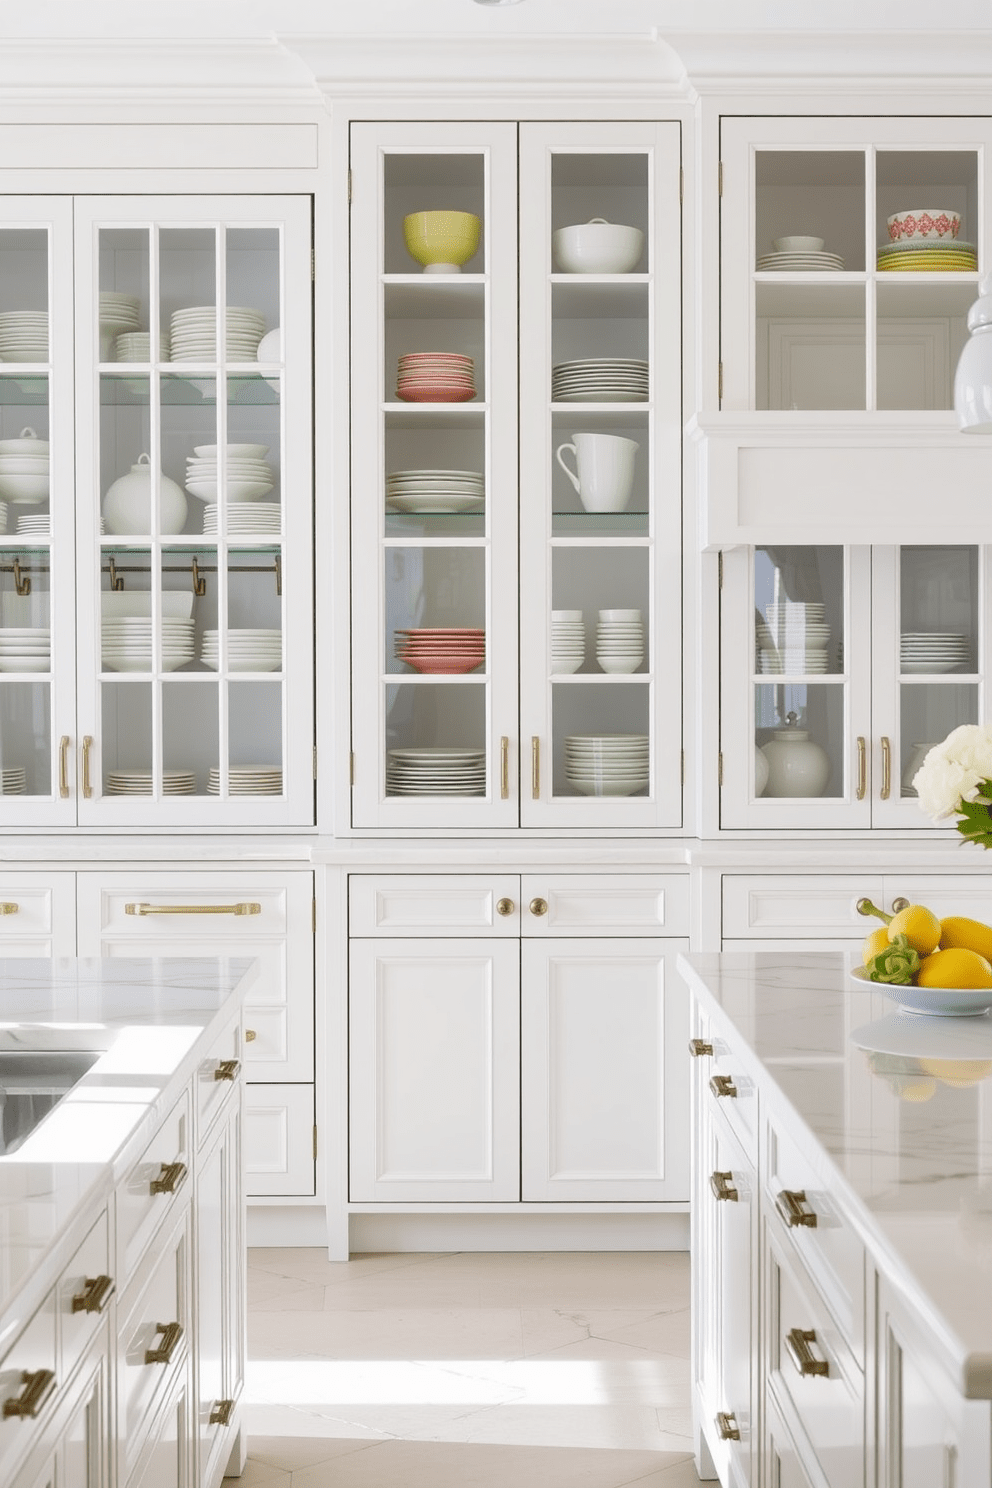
{"left": 403, "top": 210, "right": 481, "bottom": 272}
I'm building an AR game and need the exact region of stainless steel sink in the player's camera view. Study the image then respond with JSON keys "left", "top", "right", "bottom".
{"left": 0, "top": 1051, "right": 100, "bottom": 1155}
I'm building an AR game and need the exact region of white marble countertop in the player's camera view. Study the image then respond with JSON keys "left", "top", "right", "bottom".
{"left": 678, "top": 950, "right": 992, "bottom": 1399}
{"left": 0, "top": 956, "right": 257, "bottom": 1353}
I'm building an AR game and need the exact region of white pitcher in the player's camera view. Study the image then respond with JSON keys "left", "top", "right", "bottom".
{"left": 555, "top": 432, "right": 638, "bottom": 513}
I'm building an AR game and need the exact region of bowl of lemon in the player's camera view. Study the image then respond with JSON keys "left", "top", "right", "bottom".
{"left": 853, "top": 899, "right": 992, "bottom": 1016}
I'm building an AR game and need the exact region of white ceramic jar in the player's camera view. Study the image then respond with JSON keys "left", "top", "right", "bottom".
{"left": 102, "top": 453, "right": 187, "bottom": 535}
{"left": 760, "top": 714, "right": 830, "bottom": 797}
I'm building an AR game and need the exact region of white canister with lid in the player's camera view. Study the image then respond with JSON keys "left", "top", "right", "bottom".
{"left": 760, "top": 712, "right": 830, "bottom": 797}
{"left": 102, "top": 454, "right": 187, "bottom": 535}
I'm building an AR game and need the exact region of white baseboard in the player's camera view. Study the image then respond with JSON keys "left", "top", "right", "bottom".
{"left": 346, "top": 1210, "right": 689, "bottom": 1255}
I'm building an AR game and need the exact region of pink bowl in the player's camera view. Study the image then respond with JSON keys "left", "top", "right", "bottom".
{"left": 887, "top": 208, "right": 961, "bottom": 243}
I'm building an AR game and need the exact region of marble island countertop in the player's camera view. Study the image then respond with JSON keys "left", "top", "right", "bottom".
{"left": 0, "top": 956, "right": 257, "bottom": 1349}
{"left": 678, "top": 950, "right": 992, "bottom": 1399}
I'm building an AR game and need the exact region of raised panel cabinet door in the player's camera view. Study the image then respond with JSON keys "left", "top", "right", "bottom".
{"left": 195, "top": 1106, "right": 243, "bottom": 1488}
{"left": 520, "top": 938, "right": 689, "bottom": 1201}
{"left": 243, "top": 1083, "right": 314, "bottom": 1198}
{"left": 713, "top": 1115, "right": 756, "bottom": 1488}
{"left": 349, "top": 937, "right": 520, "bottom": 1201}
{"left": 128, "top": 1372, "right": 191, "bottom": 1488}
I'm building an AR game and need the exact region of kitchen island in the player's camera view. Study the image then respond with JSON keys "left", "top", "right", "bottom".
{"left": 0, "top": 956, "right": 256, "bottom": 1488}
{"left": 678, "top": 949, "right": 992, "bottom": 1488}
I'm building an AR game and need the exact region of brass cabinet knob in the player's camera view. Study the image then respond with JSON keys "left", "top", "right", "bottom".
{"left": 244, "top": 1028, "right": 257, "bottom": 1043}
{"left": 709, "top": 1171, "right": 739, "bottom": 1202}
{"left": 496, "top": 898, "right": 515, "bottom": 917}
{"left": 775, "top": 1189, "right": 817, "bottom": 1229}
{"left": 688, "top": 1039, "right": 713, "bottom": 1057}
{"left": 715, "top": 1411, "right": 741, "bottom": 1442}
{"left": 529, "top": 898, "right": 548, "bottom": 917}
{"left": 891, "top": 897, "right": 910, "bottom": 912}
{"left": 709, "top": 1074, "right": 738, "bottom": 1099}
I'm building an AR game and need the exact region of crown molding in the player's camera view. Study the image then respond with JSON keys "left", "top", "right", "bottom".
{"left": 669, "top": 29, "right": 992, "bottom": 92}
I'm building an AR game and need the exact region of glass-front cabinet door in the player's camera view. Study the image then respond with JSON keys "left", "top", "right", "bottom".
{"left": 73, "top": 197, "right": 313, "bottom": 826}
{"left": 720, "top": 116, "right": 991, "bottom": 414}
{"left": 721, "top": 543, "right": 986, "bottom": 829}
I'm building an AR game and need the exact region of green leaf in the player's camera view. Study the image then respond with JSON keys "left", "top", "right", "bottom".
{"left": 956, "top": 784, "right": 992, "bottom": 851}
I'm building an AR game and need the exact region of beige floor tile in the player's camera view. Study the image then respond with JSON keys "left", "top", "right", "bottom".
{"left": 240, "top": 1402, "right": 390, "bottom": 1443}
{"left": 248, "top": 1276, "right": 327, "bottom": 1312}
{"left": 249, "top": 1249, "right": 446, "bottom": 1286}
{"left": 286, "top": 1439, "right": 693, "bottom": 1488}
{"left": 221, "top": 1458, "right": 291, "bottom": 1487}
{"left": 244, "top": 1433, "right": 382, "bottom": 1470}
{"left": 519, "top": 1307, "right": 661, "bottom": 1356}
{"left": 278, "top": 1306, "right": 525, "bottom": 1359}
{"left": 596, "top": 1308, "right": 692, "bottom": 1356}
{"left": 397, "top": 1402, "right": 689, "bottom": 1452}
{"left": 620, "top": 1457, "right": 703, "bottom": 1486}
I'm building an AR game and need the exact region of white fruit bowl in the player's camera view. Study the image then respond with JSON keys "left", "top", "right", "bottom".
{"left": 552, "top": 220, "right": 644, "bottom": 274}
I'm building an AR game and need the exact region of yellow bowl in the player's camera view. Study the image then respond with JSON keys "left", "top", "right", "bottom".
{"left": 403, "top": 210, "right": 481, "bottom": 272}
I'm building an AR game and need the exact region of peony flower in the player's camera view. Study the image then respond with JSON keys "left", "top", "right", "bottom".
{"left": 937, "top": 723, "right": 992, "bottom": 777}
{"left": 913, "top": 753, "right": 982, "bottom": 820}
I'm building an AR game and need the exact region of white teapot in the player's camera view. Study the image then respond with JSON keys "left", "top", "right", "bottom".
{"left": 102, "top": 454, "right": 187, "bottom": 535}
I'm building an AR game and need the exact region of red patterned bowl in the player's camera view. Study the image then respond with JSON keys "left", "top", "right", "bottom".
{"left": 887, "top": 208, "right": 961, "bottom": 243}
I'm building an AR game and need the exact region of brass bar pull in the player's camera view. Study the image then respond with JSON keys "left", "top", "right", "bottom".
{"left": 2, "top": 1369, "right": 57, "bottom": 1419}
{"left": 213, "top": 1059, "right": 240, "bottom": 1082}
{"left": 529, "top": 898, "right": 548, "bottom": 917}
{"left": 500, "top": 736, "right": 509, "bottom": 800}
{"left": 209, "top": 1398, "right": 235, "bottom": 1426}
{"left": 775, "top": 1189, "right": 818, "bottom": 1229}
{"left": 496, "top": 897, "right": 515, "bottom": 917}
{"left": 0, "top": 903, "right": 17, "bottom": 916}
{"left": 715, "top": 1411, "right": 741, "bottom": 1442}
{"left": 71, "top": 1274, "right": 114, "bottom": 1314}
{"left": 688, "top": 1039, "right": 713, "bottom": 1057}
{"left": 709, "top": 1170, "right": 739, "bottom": 1202}
{"left": 709, "top": 1074, "right": 738, "bottom": 1099}
{"left": 81, "top": 735, "right": 93, "bottom": 799}
{"left": 856, "top": 736, "right": 866, "bottom": 800}
{"left": 145, "top": 1321, "right": 183, "bottom": 1366}
{"left": 149, "top": 1160, "right": 187, "bottom": 1196}
{"left": 125, "top": 902, "right": 261, "bottom": 917}
{"left": 785, "top": 1327, "right": 829, "bottom": 1378}
{"left": 531, "top": 736, "right": 540, "bottom": 799}
{"left": 59, "top": 736, "right": 70, "bottom": 798}
{"left": 881, "top": 735, "right": 891, "bottom": 800}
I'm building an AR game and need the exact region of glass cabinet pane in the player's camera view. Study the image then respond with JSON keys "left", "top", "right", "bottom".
{"left": 898, "top": 545, "right": 979, "bottom": 796}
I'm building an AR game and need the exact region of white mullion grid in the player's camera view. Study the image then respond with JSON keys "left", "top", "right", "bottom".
{"left": 276, "top": 220, "right": 288, "bottom": 800}
{"left": 149, "top": 221, "right": 163, "bottom": 799}
{"left": 865, "top": 147, "right": 878, "bottom": 413}
{"left": 216, "top": 223, "right": 230, "bottom": 800}
{"left": 377, "top": 148, "right": 388, "bottom": 806}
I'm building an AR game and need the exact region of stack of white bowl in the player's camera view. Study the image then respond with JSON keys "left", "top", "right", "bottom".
{"left": 207, "top": 765, "right": 282, "bottom": 796}
{"left": 185, "top": 443, "right": 274, "bottom": 503}
{"left": 596, "top": 608, "right": 644, "bottom": 673}
{"left": 99, "top": 292, "right": 140, "bottom": 360}
{"left": 0, "top": 627, "right": 50, "bottom": 672}
{"left": 761, "top": 601, "right": 830, "bottom": 674}
{"left": 115, "top": 331, "right": 170, "bottom": 363}
{"left": 101, "top": 617, "right": 195, "bottom": 672}
{"left": 551, "top": 610, "right": 585, "bottom": 673}
{"left": 0, "top": 428, "right": 49, "bottom": 504}
{"left": 565, "top": 734, "right": 650, "bottom": 796}
{"left": 0, "top": 311, "right": 48, "bottom": 362}
{"left": 202, "top": 503, "right": 280, "bottom": 536}
{"left": 201, "top": 629, "right": 281, "bottom": 671}
{"left": 169, "top": 307, "right": 266, "bottom": 361}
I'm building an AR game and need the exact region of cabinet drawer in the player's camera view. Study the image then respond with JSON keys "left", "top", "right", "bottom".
{"left": 0, "top": 1291, "right": 57, "bottom": 1481}
{"left": 766, "top": 1121, "right": 865, "bottom": 1359}
{"left": 58, "top": 1209, "right": 112, "bottom": 1383}
{"left": 0, "top": 873, "right": 75, "bottom": 956}
{"left": 80, "top": 874, "right": 292, "bottom": 936}
{"left": 195, "top": 1014, "right": 242, "bottom": 1147}
{"left": 349, "top": 874, "right": 520, "bottom": 936}
{"left": 520, "top": 874, "right": 690, "bottom": 936}
{"left": 244, "top": 1084, "right": 315, "bottom": 1197}
{"left": 723, "top": 877, "right": 877, "bottom": 939}
{"left": 704, "top": 1039, "right": 758, "bottom": 1160}
{"left": 766, "top": 1219, "right": 864, "bottom": 1488}
{"left": 116, "top": 1092, "right": 190, "bottom": 1281}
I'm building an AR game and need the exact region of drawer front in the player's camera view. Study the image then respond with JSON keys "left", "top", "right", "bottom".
{"left": 349, "top": 875, "right": 521, "bottom": 936}
{"left": 766, "top": 1121, "right": 865, "bottom": 1359}
{"left": 0, "top": 873, "right": 75, "bottom": 956}
{"left": 244, "top": 1083, "right": 315, "bottom": 1197}
{"left": 520, "top": 874, "right": 690, "bottom": 937}
{"left": 722, "top": 877, "right": 881, "bottom": 940}
{"left": 0, "top": 1291, "right": 57, "bottom": 1480}
{"left": 58, "top": 1209, "right": 112, "bottom": 1382}
{"left": 705, "top": 1039, "right": 758, "bottom": 1160}
{"left": 117, "top": 1208, "right": 190, "bottom": 1486}
{"left": 766, "top": 1219, "right": 864, "bottom": 1488}
{"left": 117, "top": 1092, "right": 191, "bottom": 1281}
{"left": 195, "top": 1014, "right": 242, "bottom": 1146}
{"left": 79, "top": 873, "right": 292, "bottom": 936}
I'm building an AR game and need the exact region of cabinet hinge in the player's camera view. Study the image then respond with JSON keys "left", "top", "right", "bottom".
{"left": 718, "top": 550, "right": 724, "bottom": 588}
{"left": 718, "top": 361, "right": 723, "bottom": 400}
{"left": 718, "top": 161, "right": 723, "bottom": 196}
{"left": 312, "top": 898, "right": 317, "bottom": 934}
{"left": 313, "top": 1125, "right": 318, "bottom": 1160}
{"left": 718, "top": 751, "right": 724, "bottom": 786}
{"left": 348, "top": 168, "right": 353, "bottom": 203}
{"left": 312, "top": 745, "right": 317, "bottom": 780}
{"left": 679, "top": 167, "right": 684, "bottom": 206}
{"left": 350, "top": 751, "right": 355, "bottom": 785}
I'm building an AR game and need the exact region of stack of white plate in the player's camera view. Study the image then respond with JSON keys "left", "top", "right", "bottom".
{"left": 0, "top": 627, "right": 50, "bottom": 672}
{"left": 565, "top": 734, "right": 649, "bottom": 796}
{"left": 0, "top": 501, "right": 8, "bottom": 533}
{"left": 386, "top": 746, "right": 486, "bottom": 796}
{"left": 386, "top": 468, "right": 485, "bottom": 514}
{"left": 185, "top": 445, "right": 274, "bottom": 502}
{"left": 169, "top": 307, "right": 266, "bottom": 362}
{"left": 552, "top": 358, "right": 649, "bottom": 402}
{"left": 0, "top": 767, "right": 26, "bottom": 795}
{"left": 0, "top": 311, "right": 48, "bottom": 363}
{"left": 394, "top": 628, "right": 485, "bottom": 674}
{"left": 552, "top": 609, "right": 585, "bottom": 674}
{"left": 207, "top": 765, "right": 282, "bottom": 796}
{"left": 756, "top": 248, "right": 844, "bottom": 272}
{"left": 202, "top": 503, "right": 281, "bottom": 536}
{"left": 16, "top": 514, "right": 50, "bottom": 536}
{"left": 596, "top": 608, "right": 644, "bottom": 674}
{"left": 761, "top": 601, "right": 831, "bottom": 674}
{"left": 0, "top": 428, "right": 50, "bottom": 504}
{"left": 99, "top": 293, "right": 140, "bottom": 359}
{"left": 201, "top": 629, "right": 282, "bottom": 671}
{"left": 105, "top": 768, "right": 196, "bottom": 796}
{"left": 115, "top": 332, "right": 170, "bottom": 362}
{"left": 900, "top": 632, "right": 971, "bottom": 674}
{"left": 101, "top": 617, "right": 195, "bottom": 672}
{"left": 395, "top": 353, "right": 476, "bottom": 403}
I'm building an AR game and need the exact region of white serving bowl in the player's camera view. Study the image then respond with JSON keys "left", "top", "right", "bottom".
{"left": 552, "top": 220, "right": 644, "bottom": 274}
{"left": 887, "top": 208, "right": 961, "bottom": 243}
{"left": 772, "top": 235, "right": 825, "bottom": 252}
{"left": 0, "top": 472, "right": 49, "bottom": 502}
{"left": 185, "top": 478, "right": 273, "bottom": 502}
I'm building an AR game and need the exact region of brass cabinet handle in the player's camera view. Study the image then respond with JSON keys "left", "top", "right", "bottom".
{"left": 688, "top": 1038, "right": 713, "bottom": 1057}
{"left": 709, "top": 1074, "right": 738, "bottom": 1099}
{"left": 531, "top": 736, "right": 540, "bottom": 799}
{"left": 81, "top": 735, "right": 93, "bottom": 799}
{"left": 244, "top": 1028, "right": 257, "bottom": 1042}
{"left": 213, "top": 1059, "right": 240, "bottom": 1082}
{"left": 496, "top": 897, "right": 515, "bottom": 917}
{"left": 856, "top": 736, "right": 866, "bottom": 800}
{"left": 715, "top": 1410, "right": 741, "bottom": 1441}
{"left": 149, "top": 1160, "right": 187, "bottom": 1196}
{"left": 2, "top": 1368, "right": 57, "bottom": 1419}
{"left": 71, "top": 1274, "right": 114, "bottom": 1314}
{"left": 785, "top": 1327, "right": 829, "bottom": 1378}
{"left": 881, "top": 735, "right": 891, "bottom": 800}
{"left": 890, "top": 897, "right": 910, "bottom": 913}
{"left": 709, "top": 1170, "right": 739, "bottom": 1202}
{"left": 209, "top": 1398, "right": 234, "bottom": 1426}
{"left": 775, "top": 1189, "right": 818, "bottom": 1229}
{"left": 500, "top": 736, "right": 509, "bottom": 800}
{"left": 0, "top": 902, "right": 18, "bottom": 916}
{"left": 125, "top": 901, "right": 261, "bottom": 917}
{"left": 529, "top": 897, "right": 548, "bottom": 917}
{"left": 145, "top": 1321, "right": 183, "bottom": 1366}
{"left": 59, "top": 735, "right": 70, "bottom": 798}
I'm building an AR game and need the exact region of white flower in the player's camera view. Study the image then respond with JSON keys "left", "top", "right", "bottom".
{"left": 937, "top": 723, "right": 992, "bottom": 777}
{"left": 914, "top": 751, "right": 983, "bottom": 820}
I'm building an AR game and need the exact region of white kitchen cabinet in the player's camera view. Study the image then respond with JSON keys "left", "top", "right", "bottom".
{"left": 0, "top": 194, "right": 314, "bottom": 827}
{"left": 11, "top": 1321, "right": 111, "bottom": 1488}
{"left": 349, "top": 119, "right": 683, "bottom": 830}
{"left": 720, "top": 542, "right": 991, "bottom": 829}
{"left": 722, "top": 872, "right": 992, "bottom": 945}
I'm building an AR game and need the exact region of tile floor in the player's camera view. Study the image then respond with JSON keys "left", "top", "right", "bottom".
{"left": 226, "top": 1248, "right": 701, "bottom": 1487}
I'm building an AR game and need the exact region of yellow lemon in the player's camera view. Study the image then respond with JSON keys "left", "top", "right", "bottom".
{"left": 919, "top": 1057, "right": 992, "bottom": 1088}
{"left": 887, "top": 904, "right": 941, "bottom": 956}
{"left": 897, "top": 1078, "right": 937, "bottom": 1102}
{"left": 916, "top": 948, "right": 992, "bottom": 990}
{"left": 938, "top": 916, "right": 992, "bottom": 960}
{"left": 862, "top": 927, "right": 890, "bottom": 967}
